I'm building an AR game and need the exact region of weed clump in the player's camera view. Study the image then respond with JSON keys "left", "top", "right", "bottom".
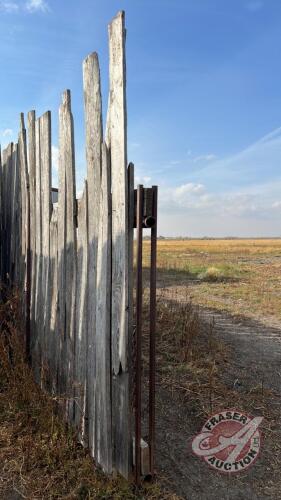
{"left": 0, "top": 289, "right": 171, "bottom": 499}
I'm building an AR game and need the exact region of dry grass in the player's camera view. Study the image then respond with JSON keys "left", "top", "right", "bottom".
{"left": 0, "top": 290, "right": 176, "bottom": 500}
{"left": 149, "top": 290, "right": 281, "bottom": 498}
{"left": 143, "top": 238, "right": 281, "bottom": 323}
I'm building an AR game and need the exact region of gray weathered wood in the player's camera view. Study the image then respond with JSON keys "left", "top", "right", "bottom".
{"left": 49, "top": 204, "right": 59, "bottom": 393}
{"left": 107, "top": 11, "right": 130, "bottom": 477}
{"left": 95, "top": 143, "right": 112, "bottom": 473}
{"left": 83, "top": 51, "right": 102, "bottom": 456}
{"left": 0, "top": 12, "right": 136, "bottom": 480}
{"left": 34, "top": 118, "right": 43, "bottom": 381}
{"left": 58, "top": 90, "right": 77, "bottom": 420}
{"left": 39, "top": 111, "right": 52, "bottom": 384}
{"left": 27, "top": 111, "right": 36, "bottom": 351}
{"left": 108, "top": 11, "right": 129, "bottom": 375}
{"left": 75, "top": 181, "right": 89, "bottom": 445}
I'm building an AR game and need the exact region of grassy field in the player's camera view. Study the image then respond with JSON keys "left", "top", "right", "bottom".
{"left": 143, "top": 238, "right": 281, "bottom": 323}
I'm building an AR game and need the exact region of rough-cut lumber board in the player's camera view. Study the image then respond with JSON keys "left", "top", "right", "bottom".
{"left": 127, "top": 162, "right": 134, "bottom": 469}
{"left": 2, "top": 144, "right": 13, "bottom": 283}
{"left": 10, "top": 144, "right": 18, "bottom": 283}
{"left": 19, "top": 114, "right": 31, "bottom": 359}
{"left": 107, "top": 11, "right": 130, "bottom": 478}
{"left": 75, "top": 181, "right": 89, "bottom": 445}
{"left": 83, "top": 51, "right": 102, "bottom": 456}
{"left": 58, "top": 90, "right": 77, "bottom": 420}
{"left": 27, "top": 111, "right": 36, "bottom": 349}
{"left": 39, "top": 111, "right": 52, "bottom": 382}
{"left": 108, "top": 10, "right": 128, "bottom": 375}
{"left": 95, "top": 143, "right": 112, "bottom": 473}
{"left": 18, "top": 114, "right": 29, "bottom": 292}
{"left": 34, "top": 118, "right": 43, "bottom": 381}
{"left": 11, "top": 144, "right": 20, "bottom": 285}
{"left": 49, "top": 204, "right": 59, "bottom": 393}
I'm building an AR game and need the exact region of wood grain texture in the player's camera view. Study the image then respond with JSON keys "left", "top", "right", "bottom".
{"left": 58, "top": 90, "right": 77, "bottom": 419}
{"left": 83, "top": 51, "right": 102, "bottom": 456}
{"left": 49, "top": 204, "right": 59, "bottom": 393}
{"left": 27, "top": 111, "right": 36, "bottom": 346}
{"left": 107, "top": 11, "right": 131, "bottom": 478}
{"left": 18, "top": 114, "right": 29, "bottom": 292}
{"left": 75, "top": 182, "right": 89, "bottom": 446}
{"left": 95, "top": 143, "right": 112, "bottom": 473}
{"left": 39, "top": 111, "right": 52, "bottom": 382}
{"left": 34, "top": 118, "right": 43, "bottom": 382}
{"left": 108, "top": 10, "right": 128, "bottom": 375}
{"left": 0, "top": 13, "right": 136, "bottom": 480}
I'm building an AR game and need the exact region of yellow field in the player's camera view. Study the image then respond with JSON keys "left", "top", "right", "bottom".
{"left": 143, "top": 239, "right": 281, "bottom": 323}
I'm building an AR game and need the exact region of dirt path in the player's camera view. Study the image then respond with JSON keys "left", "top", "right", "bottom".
{"left": 155, "top": 305, "right": 281, "bottom": 499}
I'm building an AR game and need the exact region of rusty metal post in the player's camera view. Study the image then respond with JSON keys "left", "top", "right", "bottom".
{"left": 135, "top": 184, "right": 144, "bottom": 485}
{"left": 149, "top": 186, "right": 157, "bottom": 475}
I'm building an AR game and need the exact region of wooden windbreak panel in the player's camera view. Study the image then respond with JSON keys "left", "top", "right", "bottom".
{"left": 0, "top": 10, "right": 140, "bottom": 481}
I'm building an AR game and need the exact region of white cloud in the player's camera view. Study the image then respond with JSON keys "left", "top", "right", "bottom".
{"left": 0, "top": 1, "right": 19, "bottom": 13}
{"left": 2, "top": 128, "right": 13, "bottom": 137}
{"left": 52, "top": 145, "right": 59, "bottom": 171}
{"left": 25, "top": 0, "right": 49, "bottom": 12}
{"left": 193, "top": 154, "right": 217, "bottom": 163}
{"left": 0, "top": 0, "right": 49, "bottom": 13}
{"left": 272, "top": 201, "right": 281, "bottom": 209}
{"left": 135, "top": 175, "right": 152, "bottom": 185}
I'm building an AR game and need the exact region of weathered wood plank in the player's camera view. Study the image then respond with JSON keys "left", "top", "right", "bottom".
{"left": 34, "top": 118, "right": 43, "bottom": 381}
{"left": 49, "top": 204, "right": 59, "bottom": 393}
{"left": 108, "top": 11, "right": 129, "bottom": 375}
{"left": 58, "top": 90, "right": 77, "bottom": 420}
{"left": 75, "top": 181, "right": 89, "bottom": 445}
{"left": 83, "top": 51, "right": 102, "bottom": 456}
{"left": 10, "top": 144, "right": 18, "bottom": 283}
{"left": 18, "top": 114, "right": 29, "bottom": 293}
{"left": 107, "top": 11, "right": 130, "bottom": 477}
{"left": 39, "top": 111, "right": 52, "bottom": 384}
{"left": 127, "top": 162, "right": 134, "bottom": 471}
{"left": 27, "top": 111, "right": 36, "bottom": 352}
{"left": 95, "top": 143, "right": 112, "bottom": 473}
{"left": 19, "top": 115, "right": 31, "bottom": 359}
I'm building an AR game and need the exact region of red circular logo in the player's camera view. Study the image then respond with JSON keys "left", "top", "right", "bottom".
{"left": 191, "top": 410, "right": 263, "bottom": 473}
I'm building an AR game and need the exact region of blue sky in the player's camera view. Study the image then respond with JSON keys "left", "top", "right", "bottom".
{"left": 1, "top": 0, "right": 281, "bottom": 236}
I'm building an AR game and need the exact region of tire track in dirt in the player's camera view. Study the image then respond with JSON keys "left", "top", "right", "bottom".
{"left": 156, "top": 306, "right": 281, "bottom": 500}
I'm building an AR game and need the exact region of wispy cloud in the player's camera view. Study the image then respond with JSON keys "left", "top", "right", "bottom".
{"left": 246, "top": 1, "right": 263, "bottom": 12}
{"left": 2, "top": 128, "right": 13, "bottom": 137}
{"left": 0, "top": 0, "right": 49, "bottom": 13}
{"left": 193, "top": 153, "right": 217, "bottom": 163}
{"left": 25, "top": 0, "right": 49, "bottom": 13}
{"left": 0, "top": 1, "right": 19, "bottom": 13}
{"left": 160, "top": 181, "right": 281, "bottom": 219}
{"left": 135, "top": 175, "right": 152, "bottom": 185}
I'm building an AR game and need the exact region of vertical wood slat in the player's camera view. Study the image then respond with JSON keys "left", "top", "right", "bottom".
{"left": 75, "top": 181, "right": 89, "bottom": 445}
{"left": 58, "top": 90, "right": 77, "bottom": 419}
{"left": 18, "top": 115, "right": 31, "bottom": 359}
{"left": 95, "top": 143, "right": 112, "bottom": 473}
{"left": 12, "top": 144, "right": 20, "bottom": 285}
{"left": 39, "top": 112, "right": 52, "bottom": 382}
{"left": 27, "top": 111, "right": 36, "bottom": 354}
{"left": 49, "top": 204, "right": 59, "bottom": 393}
{"left": 18, "top": 115, "right": 29, "bottom": 292}
{"left": 10, "top": 144, "right": 19, "bottom": 284}
{"left": 83, "top": 51, "right": 102, "bottom": 456}
{"left": 107, "top": 11, "right": 130, "bottom": 477}
{"left": 34, "top": 118, "right": 43, "bottom": 381}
